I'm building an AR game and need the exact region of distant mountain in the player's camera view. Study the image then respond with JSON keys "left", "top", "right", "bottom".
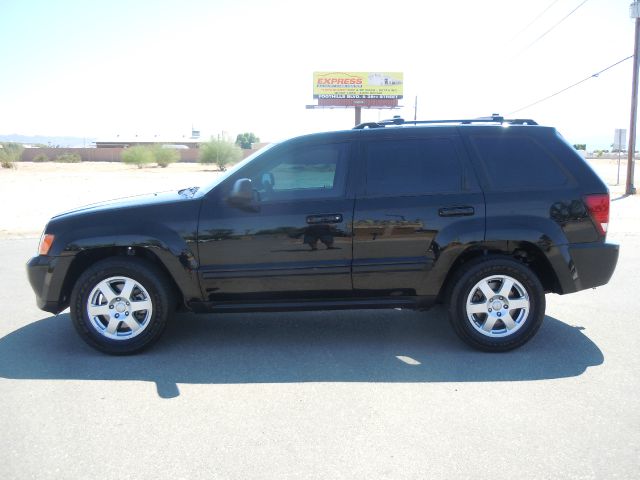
{"left": 0, "top": 134, "right": 96, "bottom": 147}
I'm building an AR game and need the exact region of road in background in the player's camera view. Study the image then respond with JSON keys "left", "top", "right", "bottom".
{"left": 0, "top": 194, "right": 638, "bottom": 479}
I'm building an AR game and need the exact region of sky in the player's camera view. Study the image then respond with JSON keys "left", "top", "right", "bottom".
{"left": 0, "top": 0, "right": 636, "bottom": 149}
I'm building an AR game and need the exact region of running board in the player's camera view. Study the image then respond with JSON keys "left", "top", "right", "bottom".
{"left": 187, "top": 297, "right": 432, "bottom": 314}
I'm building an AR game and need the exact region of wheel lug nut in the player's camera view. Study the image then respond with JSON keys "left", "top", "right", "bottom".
{"left": 488, "top": 308, "right": 492, "bottom": 312}
{"left": 116, "top": 298, "right": 120, "bottom": 301}
{"left": 125, "top": 312, "right": 129, "bottom": 316}
{"left": 109, "top": 305, "right": 114, "bottom": 309}
{"left": 126, "top": 302, "right": 130, "bottom": 306}
{"left": 497, "top": 312, "right": 502, "bottom": 317}
{"left": 504, "top": 305, "right": 508, "bottom": 309}
{"left": 115, "top": 313, "right": 119, "bottom": 318}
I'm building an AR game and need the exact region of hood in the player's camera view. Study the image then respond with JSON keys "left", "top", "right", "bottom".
{"left": 51, "top": 188, "right": 199, "bottom": 220}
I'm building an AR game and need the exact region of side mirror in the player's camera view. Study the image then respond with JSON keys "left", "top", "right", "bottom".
{"left": 228, "top": 178, "right": 259, "bottom": 211}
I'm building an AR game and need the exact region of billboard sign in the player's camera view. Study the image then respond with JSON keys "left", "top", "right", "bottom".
{"left": 313, "top": 72, "right": 403, "bottom": 100}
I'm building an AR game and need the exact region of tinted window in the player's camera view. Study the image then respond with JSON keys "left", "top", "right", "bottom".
{"left": 365, "top": 138, "right": 462, "bottom": 196}
{"left": 470, "top": 135, "right": 568, "bottom": 189}
{"left": 250, "top": 142, "right": 348, "bottom": 201}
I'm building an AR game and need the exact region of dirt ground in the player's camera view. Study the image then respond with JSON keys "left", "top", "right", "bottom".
{"left": 0, "top": 162, "right": 224, "bottom": 238}
{"left": 0, "top": 158, "right": 637, "bottom": 238}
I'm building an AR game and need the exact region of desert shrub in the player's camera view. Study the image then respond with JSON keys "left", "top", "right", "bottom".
{"left": 122, "top": 146, "right": 154, "bottom": 168}
{"left": 54, "top": 153, "right": 82, "bottom": 163}
{"left": 0, "top": 142, "right": 24, "bottom": 168}
{"left": 32, "top": 153, "right": 50, "bottom": 162}
{"left": 0, "top": 151, "right": 16, "bottom": 168}
{"left": 199, "top": 139, "right": 242, "bottom": 171}
{"left": 152, "top": 145, "right": 180, "bottom": 168}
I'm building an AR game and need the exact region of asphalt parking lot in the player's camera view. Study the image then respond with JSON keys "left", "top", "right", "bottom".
{"left": 1, "top": 194, "right": 638, "bottom": 479}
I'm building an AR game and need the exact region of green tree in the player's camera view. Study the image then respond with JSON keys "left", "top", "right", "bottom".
{"left": 235, "top": 132, "right": 260, "bottom": 149}
{"left": 572, "top": 144, "right": 586, "bottom": 151}
{"left": 122, "top": 145, "right": 154, "bottom": 168}
{"left": 0, "top": 142, "right": 24, "bottom": 168}
{"left": 151, "top": 145, "right": 180, "bottom": 168}
{"left": 199, "top": 139, "right": 242, "bottom": 171}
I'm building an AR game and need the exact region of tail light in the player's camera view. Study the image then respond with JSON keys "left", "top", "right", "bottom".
{"left": 583, "top": 193, "right": 610, "bottom": 237}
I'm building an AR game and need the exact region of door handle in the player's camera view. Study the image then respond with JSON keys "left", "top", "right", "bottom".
{"left": 438, "top": 206, "right": 475, "bottom": 217}
{"left": 306, "top": 213, "right": 343, "bottom": 224}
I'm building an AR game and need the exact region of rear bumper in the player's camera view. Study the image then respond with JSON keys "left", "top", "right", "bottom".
{"left": 26, "top": 255, "right": 73, "bottom": 314}
{"left": 551, "top": 242, "right": 619, "bottom": 294}
{"left": 568, "top": 242, "right": 619, "bottom": 291}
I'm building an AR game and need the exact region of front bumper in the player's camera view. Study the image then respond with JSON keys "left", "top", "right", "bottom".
{"left": 26, "top": 255, "right": 74, "bottom": 314}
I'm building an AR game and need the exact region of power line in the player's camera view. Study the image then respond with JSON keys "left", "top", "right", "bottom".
{"left": 512, "top": 0, "right": 589, "bottom": 59}
{"left": 508, "top": 55, "right": 633, "bottom": 115}
{"left": 510, "top": 0, "right": 561, "bottom": 42}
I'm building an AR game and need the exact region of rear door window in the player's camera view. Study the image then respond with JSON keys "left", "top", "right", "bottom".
{"left": 365, "top": 137, "right": 463, "bottom": 196}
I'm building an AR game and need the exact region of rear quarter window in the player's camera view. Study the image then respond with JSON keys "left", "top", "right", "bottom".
{"left": 469, "top": 135, "right": 569, "bottom": 189}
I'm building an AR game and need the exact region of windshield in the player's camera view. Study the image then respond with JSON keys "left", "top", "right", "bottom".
{"left": 196, "top": 142, "right": 279, "bottom": 196}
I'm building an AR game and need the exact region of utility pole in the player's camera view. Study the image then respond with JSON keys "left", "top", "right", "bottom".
{"left": 627, "top": 1, "right": 640, "bottom": 195}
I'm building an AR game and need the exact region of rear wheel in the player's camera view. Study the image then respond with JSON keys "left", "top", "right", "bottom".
{"left": 70, "top": 257, "right": 175, "bottom": 354}
{"left": 448, "top": 257, "right": 545, "bottom": 352}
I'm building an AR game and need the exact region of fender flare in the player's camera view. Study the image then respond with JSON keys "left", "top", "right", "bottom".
{"left": 54, "top": 222, "right": 202, "bottom": 302}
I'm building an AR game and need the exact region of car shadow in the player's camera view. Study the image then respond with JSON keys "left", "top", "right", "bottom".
{"left": 0, "top": 307, "right": 603, "bottom": 399}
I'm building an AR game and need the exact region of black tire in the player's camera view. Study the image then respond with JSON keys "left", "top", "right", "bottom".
{"left": 447, "top": 256, "right": 545, "bottom": 352}
{"left": 70, "top": 257, "right": 175, "bottom": 355}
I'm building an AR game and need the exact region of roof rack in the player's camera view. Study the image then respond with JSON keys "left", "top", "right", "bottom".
{"left": 353, "top": 114, "right": 538, "bottom": 129}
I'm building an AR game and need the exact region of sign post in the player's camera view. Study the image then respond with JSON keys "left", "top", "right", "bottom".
{"left": 614, "top": 128, "right": 627, "bottom": 185}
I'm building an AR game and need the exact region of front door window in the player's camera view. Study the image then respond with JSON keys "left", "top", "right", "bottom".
{"left": 249, "top": 143, "right": 349, "bottom": 202}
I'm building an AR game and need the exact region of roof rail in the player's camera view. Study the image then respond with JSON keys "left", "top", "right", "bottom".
{"left": 353, "top": 115, "right": 538, "bottom": 129}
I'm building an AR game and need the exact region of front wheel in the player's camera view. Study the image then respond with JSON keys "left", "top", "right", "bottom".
{"left": 70, "top": 257, "right": 175, "bottom": 354}
{"left": 447, "top": 257, "right": 545, "bottom": 352}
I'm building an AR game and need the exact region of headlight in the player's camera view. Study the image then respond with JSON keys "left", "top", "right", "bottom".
{"left": 38, "top": 233, "right": 55, "bottom": 256}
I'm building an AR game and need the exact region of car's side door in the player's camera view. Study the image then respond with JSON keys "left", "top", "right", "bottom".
{"left": 197, "top": 139, "right": 356, "bottom": 302}
{"left": 352, "top": 131, "right": 485, "bottom": 301}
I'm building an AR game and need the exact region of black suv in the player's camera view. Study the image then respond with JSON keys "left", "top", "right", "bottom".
{"left": 27, "top": 116, "right": 619, "bottom": 354}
